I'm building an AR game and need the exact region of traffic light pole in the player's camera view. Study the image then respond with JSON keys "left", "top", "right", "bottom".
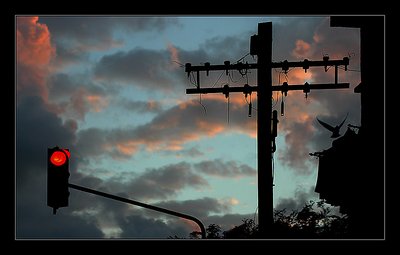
{"left": 184, "top": 22, "right": 350, "bottom": 238}
{"left": 68, "top": 183, "right": 206, "bottom": 239}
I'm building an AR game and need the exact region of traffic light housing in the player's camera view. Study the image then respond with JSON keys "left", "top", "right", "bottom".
{"left": 47, "top": 147, "right": 70, "bottom": 214}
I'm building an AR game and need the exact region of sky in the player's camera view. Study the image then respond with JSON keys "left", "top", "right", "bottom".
{"left": 16, "top": 15, "right": 361, "bottom": 239}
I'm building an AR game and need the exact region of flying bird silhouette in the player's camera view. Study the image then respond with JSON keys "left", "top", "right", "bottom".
{"left": 317, "top": 113, "right": 348, "bottom": 138}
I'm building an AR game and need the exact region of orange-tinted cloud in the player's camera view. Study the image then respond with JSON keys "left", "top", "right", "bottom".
{"left": 76, "top": 97, "right": 256, "bottom": 160}
{"left": 17, "top": 16, "right": 55, "bottom": 101}
{"left": 86, "top": 94, "right": 109, "bottom": 112}
{"left": 274, "top": 18, "right": 360, "bottom": 175}
{"left": 280, "top": 68, "right": 314, "bottom": 85}
{"left": 167, "top": 43, "right": 181, "bottom": 70}
{"left": 57, "top": 88, "right": 110, "bottom": 120}
{"left": 292, "top": 39, "right": 311, "bottom": 59}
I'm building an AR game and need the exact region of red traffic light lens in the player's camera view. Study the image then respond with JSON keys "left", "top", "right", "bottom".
{"left": 50, "top": 151, "right": 67, "bottom": 166}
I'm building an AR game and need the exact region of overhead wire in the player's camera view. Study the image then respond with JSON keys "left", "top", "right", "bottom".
{"left": 171, "top": 60, "right": 185, "bottom": 68}
{"left": 199, "top": 94, "right": 207, "bottom": 115}
{"left": 186, "top": 65, "right": 207, "bottom": 114}
{"left": 338, "top": 66, "right": 360, "bottom": 72}
{"left": 212, "top": 71, "right": 225, "bottom": 88}
{"left": 189, "top": 72, "right": 198, "bottom": 87}
{"left": 236, "top": 52, "right": 250, "bottom": 63}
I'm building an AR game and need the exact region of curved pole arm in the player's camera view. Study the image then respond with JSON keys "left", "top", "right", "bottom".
{"left": 68, "top": 183, "right": 206, "bottom": 239}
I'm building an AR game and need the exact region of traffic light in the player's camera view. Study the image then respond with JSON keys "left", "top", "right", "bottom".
{"left": 47, "top": 146, "right": 70, "bottom": 214}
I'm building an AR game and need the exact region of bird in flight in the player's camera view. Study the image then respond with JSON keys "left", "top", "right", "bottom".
{"left": 317, "top": 113, "right": 348, "bottom": 138}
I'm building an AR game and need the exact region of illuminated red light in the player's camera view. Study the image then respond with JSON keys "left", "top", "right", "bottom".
{"left": 50, "top": 151, "right": 67, "bottom": 166}
{"left": 62, "top": 149, "right": 70, "bottom": 159}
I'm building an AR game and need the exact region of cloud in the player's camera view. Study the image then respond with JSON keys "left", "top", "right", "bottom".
{"left": 198, "top": 34, "right": 250, "bottom": 63}
{"left": 75, "top": 97, "right": 255, "bottom": 160}
{"left": 154, "top": 197, "right": 231, "bottom": 219}
{"left": 117, "top": 214, "right": 189, "bottom": 238}
{"left": 108, "top": 162, "right": 209, "bottom": 201}
{"left": 16, "top": 77, "right": 256, "bottom": 239}
{"left": 292, "top": 39, "right": 312, "bottom": 59}
{"left": 93, "top": 31, "right": 253, "bottom": 93}
{"left": 205, "top": 213, "right": 254, "bottom": 232}
{"left": 73, "top": 157, "right": 254, "bottom": 205}
{"left": 162, "top": 146, "right": 205, "bottom": 158}
{"left": 98, "top": 196, "right": 246, "bottom": 238}
{"left": 47, "top": 72, "right": 112, "bottom": 120}
{"left": 36, "top": 16, "right": 180, "bottom": 71}
{"left": 275, "top": 186, "right": 318, "bottom": 212}
{"left": 119, "top": 99, "right": 162, "bottom": 114}
{"left": 278, "top": 99, "right": 317, "bottom": 174}
{"left": 16, "top": 16, "right": 361, "bottom": 238}
{"left": 194, "top": 159, "right": 256, "bottom": 178}
{"left": 16, "top": 17, "right": 110, "bottom": 122}
{"left": 93, "top": 47, "right": 181, "bottom": 91}
{"left": 167, "top": 43, "right": 181, "bottom": 70}
{"left": 67, "top": 165, "right": 249, "bottom": 238}
{"left": 272, "top": 17, "right": 360, "bottom": 175}
{"left": 39, "top": 16, "right": 179, "bottom": 52}
{"left": 17, "top": 200, "right": 103, "bottom": 238}
{"left": 69, "top": 161, "right": 209, "bottom": 202}
{"left": 17, "top": 16, "right": 55, "bottom": 102}
{"left": 16, "top": 96, "right": 104, "bottom": 238}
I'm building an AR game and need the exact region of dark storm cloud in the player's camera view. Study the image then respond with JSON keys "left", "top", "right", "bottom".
{"left": 118, "top": 214, "right": 189, "bottom": 238}
{"left": 16, "top": 96, "right": 104, "bottom": 238}
{"left": 17, "top": 199, "right": 103, "bottom": 238}
{"left": 16, "top": 97, "right": 76, "bottom": 178}
{"left": 194, "top": 159, "right": 256, "bottom": 178}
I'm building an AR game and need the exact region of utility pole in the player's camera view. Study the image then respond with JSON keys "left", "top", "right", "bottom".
{"left": 184, "top": 22, "right": 350, "bottom": 238}
{"left": 256, "top": 22, "right": 273, "bottom": 237}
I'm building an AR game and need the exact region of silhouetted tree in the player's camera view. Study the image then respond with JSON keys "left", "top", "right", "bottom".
{"left": 224, "top": 219, "right": 259, "bottom": 239}
{"left": 206, "top": 223, "right": 223, "bottom": 239}
{"left": 188, "top": 223, "right": 223, "bottom": 239}
{"left": 188, "top": 231, "right": 202, "bottom": 239}
{"left": 273, "top": 200, "right": 349, "bottom": 238}
{"left": 189, "top": 200, "right": 349, "bottom": 239}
